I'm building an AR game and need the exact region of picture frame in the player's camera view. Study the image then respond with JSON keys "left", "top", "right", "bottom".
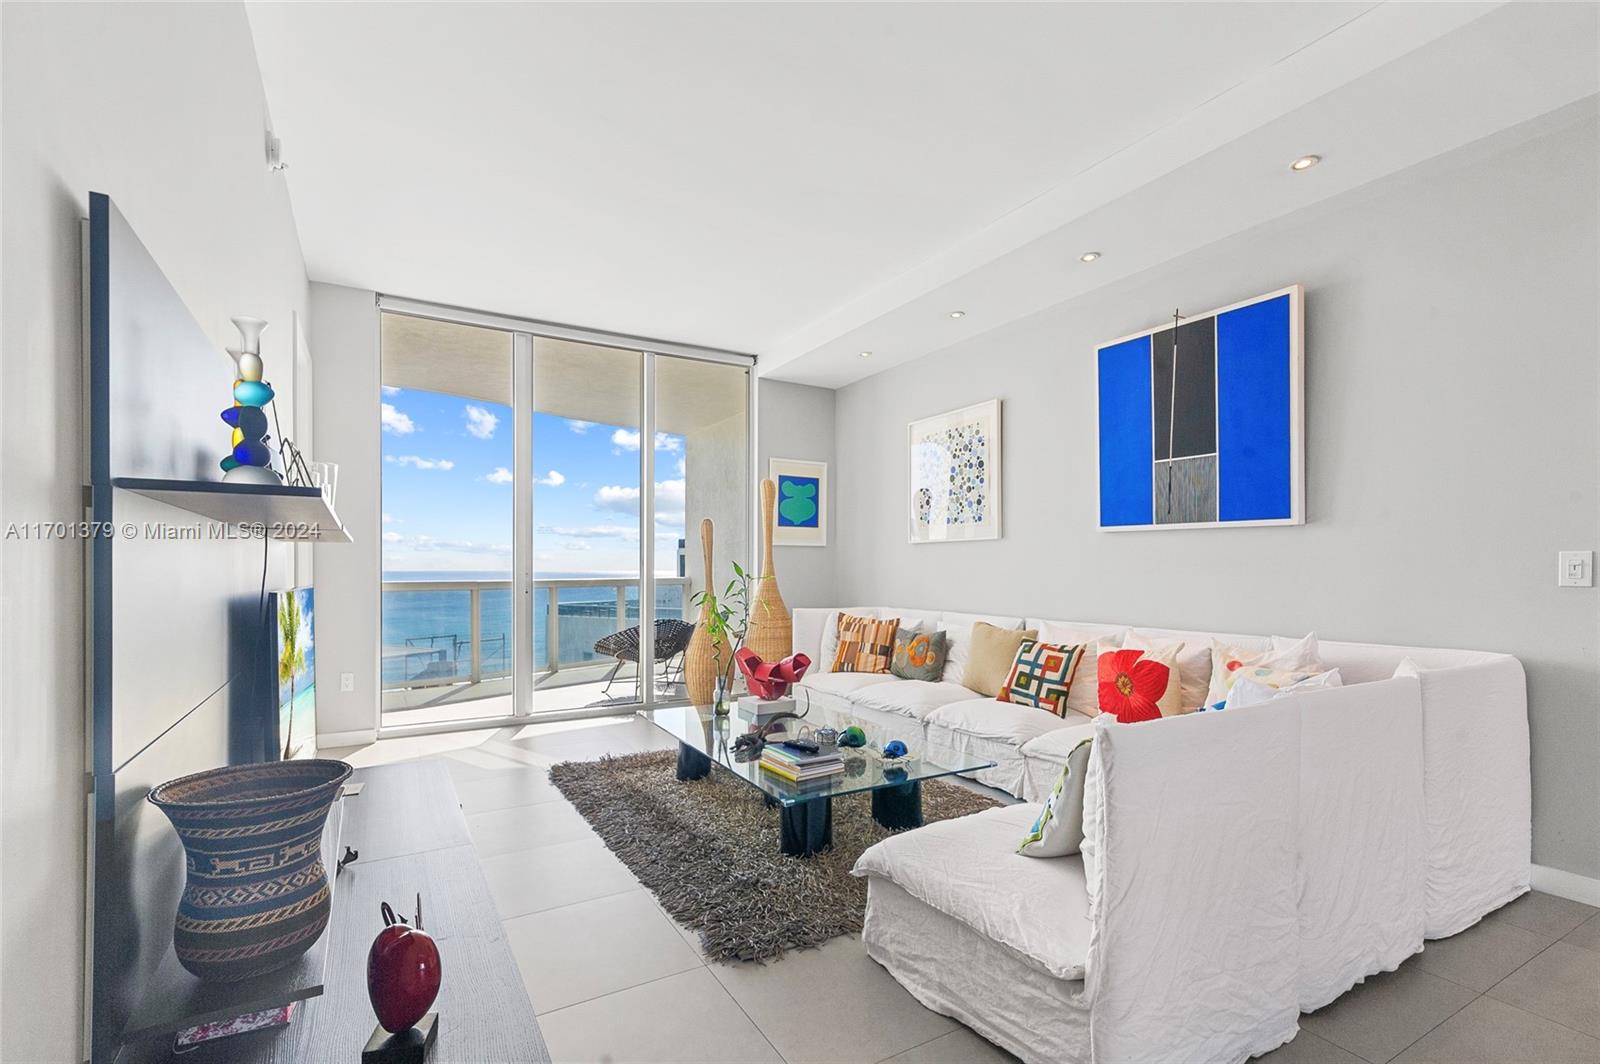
{"left": 768, "top": 457, "right": 828, "bottom": 547}
{"left": 1095, "top": 284, "right": 1304, "bottom": 531}
{"left": 908, "top": 399, "right": 1002, "bottom": 543}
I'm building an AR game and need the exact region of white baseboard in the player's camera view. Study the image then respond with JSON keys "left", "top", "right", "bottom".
{"left": 1531, "top": 863, "right": 1600, "bottom": 907}
{"left": 316, "top": 728, "right": 378, "bottom": 749}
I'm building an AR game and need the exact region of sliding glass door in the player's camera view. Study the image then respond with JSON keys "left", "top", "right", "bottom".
{"left": 379, "top": 303, "right": 750, "bottom": 731}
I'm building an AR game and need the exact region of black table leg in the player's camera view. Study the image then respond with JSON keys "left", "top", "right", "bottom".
{"left": 871, "top": 779, "right": 923, "bottom": 830}
{"left": 676, "top": 741, "right": 712, "bottom": 781}
{"left": 779, "top": 797, "right": 833, "bottom": 857}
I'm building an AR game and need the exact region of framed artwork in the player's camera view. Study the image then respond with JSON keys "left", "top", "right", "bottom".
{"left": 1096, "top": 284, "right": 1304, "bottom": 531}
{"left": 908, "top": 399, "right": 1002, "bottom": 543}
{"left": 769, "top": 458, "right": 827, "bottom": 546}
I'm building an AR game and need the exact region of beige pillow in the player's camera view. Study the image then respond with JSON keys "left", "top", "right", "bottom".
{"left": 962, "top": 621, "right": 1039, "bottom": 697}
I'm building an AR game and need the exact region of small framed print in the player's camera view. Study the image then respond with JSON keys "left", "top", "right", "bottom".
{"left": 769, "top": 458, "right": 827, "bottom": 547}
{"left": 908, "top": 399, "right": 1001, "bottom": 543}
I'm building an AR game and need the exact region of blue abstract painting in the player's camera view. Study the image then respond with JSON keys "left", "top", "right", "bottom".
{"left": 776, "top": 475, "right": 821, "bottom": 528}
{"left": 1097, "top": 286, "right": 1302, "bottom": 530}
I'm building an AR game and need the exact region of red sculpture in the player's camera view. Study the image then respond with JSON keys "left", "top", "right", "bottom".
{"left": 735, "top": 648, "right": 812, "bottom": 700}
{"left": 367, "top": 896, "right": 442, "bottom": 1034}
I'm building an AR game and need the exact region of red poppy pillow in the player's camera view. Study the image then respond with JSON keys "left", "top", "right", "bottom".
{"left": 1097, "top": 643, "right": 1186, "bottom": 723}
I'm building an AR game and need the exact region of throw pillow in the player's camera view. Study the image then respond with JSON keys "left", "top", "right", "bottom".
{"left": 1098, "top": 643, "right": 1185, "bottom": 723}
{"left": 1019, "top": 738, "right": 1093, "bottom": 857}
{"left": 830, "top": 612, "right": 899, "bottom": 673}
{"left": 962, "top": 621, "right": 1040, "bottom": 697}
{"left": 1123, "top": 630, "right": 1213, "bottom": 711}
{"left": 1063, "top": 634, "right": 1127, "bottom": 717}
{"left": 1202, "top": 634, "right": 1322, "bottom": 708}
{"left": 890, "top": 627, "right": 948, "bottom": 682}
{"left": 998, "top": 639, "right": 1086, "bottom": 716}
{"left": 1218, "top": 667, "right": 1343, "bottom": 711}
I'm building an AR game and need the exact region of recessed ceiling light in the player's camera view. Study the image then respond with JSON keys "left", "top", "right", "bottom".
{"left": 858, "top": 350, "right": 873, "bottom": 359}
{"left": 1080, "top": 251, "right": 1101, "bottom": 263}
{"left": 948, "top": 310, "right": 966, "bottom": 319}
{"left": 1290, "top": 154, "right": 1321, "bottom": 172}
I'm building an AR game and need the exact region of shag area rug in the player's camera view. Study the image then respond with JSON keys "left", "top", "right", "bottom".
{"left": 548, "top": 750, "right": 1000, "bottom": 963}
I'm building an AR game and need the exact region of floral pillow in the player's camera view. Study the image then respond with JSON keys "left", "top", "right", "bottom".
{"left": 1019, "top": 737, "right": 1092, "bottom": 857}
{"left": 1098, "top": 643, "right": 1186, "bottom": 723}
{"left": 998, "top": 640, "right": 1086, "bottom": 716}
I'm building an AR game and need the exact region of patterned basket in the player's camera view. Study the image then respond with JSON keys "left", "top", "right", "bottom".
{"left": 148, "top": 759, "right": 352, "bottom": 982}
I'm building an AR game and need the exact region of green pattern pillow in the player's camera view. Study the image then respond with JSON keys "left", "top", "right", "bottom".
{"left": 890, "top": 627, "right": 948, "bottom": 681}
{"left": 1019, "top": 738, "right": 1092, "bottom": 858}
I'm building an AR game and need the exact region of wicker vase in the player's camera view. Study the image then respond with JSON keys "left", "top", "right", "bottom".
{"left": 684, "top": 518, "right": 726, "bottom": 706}
{"left": 148, "top": 759, "right": 352, "bottom": 981}
{"left": 744, "top": 478, "right": 793, "bottom": 662}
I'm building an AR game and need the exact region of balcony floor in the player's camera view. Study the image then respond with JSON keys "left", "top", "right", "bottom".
{"left": 381, "top": 661, "right": 686, "bottom": 729}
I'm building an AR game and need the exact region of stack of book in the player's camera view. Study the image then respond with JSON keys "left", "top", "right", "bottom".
{"left": 759, "top": 742, "right": 844, "bottom": 783}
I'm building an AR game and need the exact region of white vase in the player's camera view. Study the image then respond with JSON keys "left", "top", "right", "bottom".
{"left": 227, "top": 347, "right": 264, "bottom": 382}
{"left": 231, "top": 316, "right": 268, "bottom": 355}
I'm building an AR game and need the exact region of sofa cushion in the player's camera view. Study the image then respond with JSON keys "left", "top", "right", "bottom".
{"left": 799, "top": 672, "right": 901, "bottom": 698}
{"left": 941, "top": 611, "right": 1027, "bottom": 681}
{"left": 926, "top": 697, "right": 1078, "bottom": 747}
{"left": 851, "top": 680, "right": 975, "bottom": 721}
{"left": 853, "top": 802, "right": 1091, "bottom": 980}
{"left": 1019, "top": 717, "right": 1099, "bottom": 762}
{"left": 962, "top": 622, "right": 1039, "bottom": 696}
{"left": 1096, "top": 643, "right": 1186, "bottom": 722}
{"left": 1019, "top": 736, "right": 1093, "bottom": 858}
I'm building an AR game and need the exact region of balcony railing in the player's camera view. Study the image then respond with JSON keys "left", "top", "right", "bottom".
{"left": 380, "top": 576, "right": 690, "bottom": 692}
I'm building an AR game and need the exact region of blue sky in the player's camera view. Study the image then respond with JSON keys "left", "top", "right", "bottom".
{"left": 381, "top": 386, "right": 685, "bottom": 574}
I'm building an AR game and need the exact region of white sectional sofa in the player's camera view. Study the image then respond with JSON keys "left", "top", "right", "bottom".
{"left": 790, "top": 607, "right": 1531, "bottom": 1064}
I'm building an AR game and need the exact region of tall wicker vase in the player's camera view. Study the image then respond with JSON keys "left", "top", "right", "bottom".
{"left": 745, "top": 478, "right": 793, "bottom": 662}
{"left": 684, "top": 518, "right": 724, "bottom": 706}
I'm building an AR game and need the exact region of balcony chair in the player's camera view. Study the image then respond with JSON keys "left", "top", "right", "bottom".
{"left": 594, "top": 619, "right": 695, "bottom": 698}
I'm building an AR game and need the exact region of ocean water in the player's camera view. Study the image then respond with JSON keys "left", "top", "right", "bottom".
{"left": 382, "top": 571, "right": 685, "bottom": 685}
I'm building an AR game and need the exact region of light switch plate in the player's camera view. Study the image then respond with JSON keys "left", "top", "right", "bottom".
{"left": 1557, "top": 550, "right": 1593, "bottom": 587}
{"left": 340, "top": 671, "right": 355, "bottom": 692}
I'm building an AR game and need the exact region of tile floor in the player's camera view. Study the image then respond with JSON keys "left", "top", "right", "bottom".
{"left": 327, "top": 717, "right": 1600, "bottom": 1064}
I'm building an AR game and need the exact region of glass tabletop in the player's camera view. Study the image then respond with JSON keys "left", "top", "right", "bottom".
{"left": 638, "top": 702, "right": 995, "bottom": 806}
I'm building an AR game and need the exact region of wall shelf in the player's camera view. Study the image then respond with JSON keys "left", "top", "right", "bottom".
{"left": 113, "top": 478, "right": 353, "bottom": 542}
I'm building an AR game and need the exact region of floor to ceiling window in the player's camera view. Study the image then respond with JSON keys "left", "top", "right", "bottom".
{"left": 378, "top": 304, "right": 750, "bottom": 731}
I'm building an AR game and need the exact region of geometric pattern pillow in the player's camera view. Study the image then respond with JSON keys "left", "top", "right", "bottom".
{"left": 1097, "top": 643, "right": 1186, "bottom": 723}
{"left": 997, "top": 640, "right": 1085, "bottom": 716}
{"left": 890, "top": 627, "right": 948, "bottom": 681}
{"left": 1019, "top": 737, "right": 1093, "bottom": 857}
{"left": 830, "top": 612, "right": 899, "bottom": 674}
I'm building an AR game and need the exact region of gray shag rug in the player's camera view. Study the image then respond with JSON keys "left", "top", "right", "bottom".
{"left": 547, "top": 750, "right": 1000, "bottom": 963}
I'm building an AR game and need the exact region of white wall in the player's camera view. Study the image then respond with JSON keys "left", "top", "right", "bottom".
{"left": 757, "top": 379, "right": 837, "bottom": 607}
{"left": 831, "top": 106, "right": 1600, "bottom": 880}
{"left": 310, "top": 283, "right": 382, "bottom": 742}
{"left": 0, "top": 4, "right": 309, "bottom": 1058}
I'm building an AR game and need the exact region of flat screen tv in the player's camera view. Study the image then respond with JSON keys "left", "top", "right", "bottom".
{"left": 275, "top": 587, "right": 317, "bottom": 760}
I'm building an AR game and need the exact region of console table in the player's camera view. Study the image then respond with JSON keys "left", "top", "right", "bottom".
{"left": 134, "top": 759, "right": 550, "bottom": 1063}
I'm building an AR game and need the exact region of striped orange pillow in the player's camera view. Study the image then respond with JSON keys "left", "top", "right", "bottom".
{"left": 830, "top": 613, "right": 900, "bottom": 674}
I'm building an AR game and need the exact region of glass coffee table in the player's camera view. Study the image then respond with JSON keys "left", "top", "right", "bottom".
{"left": 638, "top": 703, "right": 995, "bottom": 857}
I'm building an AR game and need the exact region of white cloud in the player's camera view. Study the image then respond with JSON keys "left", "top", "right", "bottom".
{"left": 382, "top": 531, "right": 402, "bottom": 543}
{"left": 540, "top": 523, "right": 638, "bottom": 540}
{"left": 676, "top": 456, "right": 686, "bottom": 477}
{"left": 485, "top": 466, "right": 513, "bottom": 484}
{"left": 382, "top": 512, "right": 395, "bottom": 523}
{"left": 611, "top": 429, "right": 680, "bottom": 454}
{"left": 536, "top": 470, "right": 566, "bottom": 487}
{"left": 381, "top": 385, "right": 401, "bottom": 396}
{"left": 463, "top": 405, "right": 498, "bottom": 439}
{"left": 592, "top": 478, "right": 685, "bottom": 528}
{"left": 564, "top": 541, "right": 592, "bottom": 552}
{"left": 593, "top": 484, "right": 640, "bottom": 511}
{"left": 385, "top": 454, "right": 454, "bottom": 471}
{"left": 381, "top": 403, "right": 415, "bottom": 434}
{"left": 567, "top": 420, "right": 594, "bottom": 434}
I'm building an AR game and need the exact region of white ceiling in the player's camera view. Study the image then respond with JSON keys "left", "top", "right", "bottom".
{"left": 248, "top": 2, "right": 1598, "bottom": 388}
